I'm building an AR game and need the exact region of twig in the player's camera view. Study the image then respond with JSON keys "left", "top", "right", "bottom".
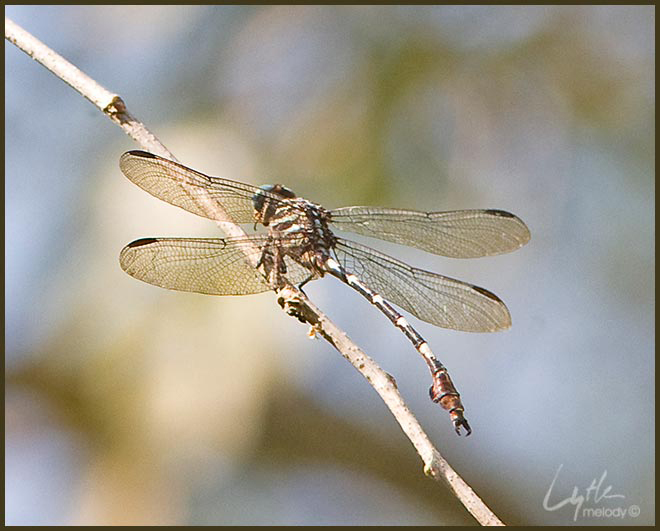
{"left": 6, "top": 17, "right": 505, "bottom": 526}
{"left": 5, "top": 17, "right": 173, "bottom": 161}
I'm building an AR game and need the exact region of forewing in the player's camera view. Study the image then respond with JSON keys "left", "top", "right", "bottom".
{"left": 120, "top": 151, "right": 279, "bottom": 224}
{"left": 330, "top": 207, "right": 530, "bottom": 258}
{"left": 334, "top": 239, "right": 512, "bottom": 332}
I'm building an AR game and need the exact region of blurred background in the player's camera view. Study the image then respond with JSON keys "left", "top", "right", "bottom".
{"left": 5, "top": 5, "right": 654, "bottom": 525}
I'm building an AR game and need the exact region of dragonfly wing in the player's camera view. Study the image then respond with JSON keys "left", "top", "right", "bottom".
{"left": 334, "top": 239, "right": 512, "bottom": 332}
{"left": 330, "top": 207, "right": 530, "bottom": 258}
{"left": 119, "top": 236, "right": 274, "bottom": 295}
{"left": 120, "top": 235, "right": 320, "bottom": 296}
{"left": 120, "top": 151, "right": 271, "bottom": 224}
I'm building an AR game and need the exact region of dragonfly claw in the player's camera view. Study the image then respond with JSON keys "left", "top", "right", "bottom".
{"left": 452, "top": 413, "right": 472, "bottom": 437}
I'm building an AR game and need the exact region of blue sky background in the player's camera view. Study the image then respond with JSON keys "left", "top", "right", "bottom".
{"left": 6, "top": 5, "right": 654, "bottom": 525}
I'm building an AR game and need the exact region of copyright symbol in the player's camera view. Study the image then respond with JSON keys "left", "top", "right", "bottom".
{"left": 629, "top": 505, "right": 640, "bottom": 518}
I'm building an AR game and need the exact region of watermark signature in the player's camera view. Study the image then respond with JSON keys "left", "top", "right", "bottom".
{"left": 543, "top": 464, "right": 640, "bottom": 522}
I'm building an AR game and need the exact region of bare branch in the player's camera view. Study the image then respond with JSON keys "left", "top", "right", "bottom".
{"left": 5, "top": 16, "right": 173, "bottom": 161}
{"left": 5, "top": 15, "right": 247, "bottom": 243}
{"left": 6, "top": 17, "right": 504, "bottom": 526}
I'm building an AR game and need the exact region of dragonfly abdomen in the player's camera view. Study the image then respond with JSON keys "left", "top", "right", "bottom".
{"left": 322, "top": 257, "right": 471, "bottom": 435}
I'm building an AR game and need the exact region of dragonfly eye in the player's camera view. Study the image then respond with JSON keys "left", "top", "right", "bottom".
{"left": 252, "top": 184, "right": 297, "bottom": 223}
{"left": 258, "top": 184, "right": 297, "bottom": 199}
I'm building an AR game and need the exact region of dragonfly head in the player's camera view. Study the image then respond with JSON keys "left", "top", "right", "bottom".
{"left": 252, "top": 184, "right": 297, "bottom": 226}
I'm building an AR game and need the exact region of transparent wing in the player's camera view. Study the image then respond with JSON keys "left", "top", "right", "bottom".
{"left": 119, "top": 236, "right": 316, "bottom": 296}
{"left": 334, "top": 239, "right": 512, "bottom": 332}
{"left": 330, "top": 207, "right": 530, "bottom": 258}
{"left": 120, "top": 151, "right": 285, "bottom": 224}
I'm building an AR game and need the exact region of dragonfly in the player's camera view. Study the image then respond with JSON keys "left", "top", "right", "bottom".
{"left": 118, "top": 150, "right": 530, "bottom": 435}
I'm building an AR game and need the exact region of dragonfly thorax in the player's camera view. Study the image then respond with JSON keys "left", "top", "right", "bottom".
{"left": 252, "top": 186, "right": 337, "bottom": 274}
